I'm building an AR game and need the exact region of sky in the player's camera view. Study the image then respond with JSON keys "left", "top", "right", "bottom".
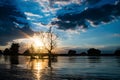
{"left": 0, "top": 0, "right": 120, "bottom": 53}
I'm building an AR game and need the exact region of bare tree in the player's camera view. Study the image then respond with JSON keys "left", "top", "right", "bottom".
{"left": 29, "top": 44, "right": 35, "bottom": 54}
{"left": 40, "top": 26, "right": 58, "bottom": 54}
{"left": 39, "top": 26, "right": 58, "bottom": 67}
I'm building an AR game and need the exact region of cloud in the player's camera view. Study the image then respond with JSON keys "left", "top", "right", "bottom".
{"left": 52, "top": 1, "right": 120, "bottom": 30}
{"left": 50, "top": 0, "right": 100, "bottom": 6}
{"left": 112, "top": 33, "right": 120, "bottom": 37}
{"left": 0, "top": 22, "right": 34, "bottom": 45}
{"left": 48, "top": 0, "right": 101, "bottom": 8}
{"left": 0, "top": 0, "right": 34, "bottom": 45}
{"left": 24, "top": 12, "right": 43, "bottom": 18}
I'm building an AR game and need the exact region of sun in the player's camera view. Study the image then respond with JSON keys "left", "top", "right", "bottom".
{"left": 31, "top": 34, "right": 43, "bottom": 48}
{"left": 34, "top": 37, "right": 42, "bottom": 47}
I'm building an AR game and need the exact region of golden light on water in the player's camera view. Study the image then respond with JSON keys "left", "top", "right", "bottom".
{"left": 28, "top": 59, "right": 48, "bottom": 80}
{"left": 28, "top": 59, "right": 43, "bottom": 70}
{"left": 35, "top": 61, "right": 42, "bottom": 70}
{"left": 35, "top": 60, "right": 42, "bottom": 80}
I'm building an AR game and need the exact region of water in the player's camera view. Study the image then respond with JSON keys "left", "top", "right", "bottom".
{"left": 0, "top": 55, "right": 120, "bottom": 80}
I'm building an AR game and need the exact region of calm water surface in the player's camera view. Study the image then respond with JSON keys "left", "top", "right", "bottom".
{"left": 0, "top": 55, "right": 120, "bottom": 80}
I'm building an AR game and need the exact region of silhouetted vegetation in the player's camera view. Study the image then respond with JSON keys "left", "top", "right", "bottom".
{"left": 1, "top": 42, "right": 119, "bottom": 57}
{"left": 87, "top": 48, "right": 101, "bottom": 56}
{"left": 80, "top": 52, "right": 87, "bottom": 56}
{"left": 68, "top": 50, "right": 76, "bottom": 55}
{"left": 1, "top": 43, "right": 20, "bottom": 65}
{"left": 23, "top": 49, "right": 31, "bottom": 55}
{"left": 3, "top": 43, "right": 19, "bottom": 55}
{"left": 3, "top": 48, "right": 10, "bottom": 55}
{"left": 114, "top": 49, "right": 120, "bottom": 56}
{"left": 10, "top": 43, "right": 19, "bottom": 55}
{"left": 0, "top": 50, "right": 3, "bottom": 54}
{"left": 41, "top": 27, "right": 58, "bottom": 67}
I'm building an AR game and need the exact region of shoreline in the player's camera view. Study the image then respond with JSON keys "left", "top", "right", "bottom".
{"left": 1, "top": 53, "right": 119, "bottom": 56}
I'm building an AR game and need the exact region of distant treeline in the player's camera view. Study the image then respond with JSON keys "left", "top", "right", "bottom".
{"left": 0, "top": 43, "right": 120, "bottom": 56}
{"left": 67, "top": 48, "right": 120, "bottom": 56}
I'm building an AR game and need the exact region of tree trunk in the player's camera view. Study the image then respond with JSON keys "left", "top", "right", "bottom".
{"left": 48, "top": 51, "right": 52, "bottom": 67}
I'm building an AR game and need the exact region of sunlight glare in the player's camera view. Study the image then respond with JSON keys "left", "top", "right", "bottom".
{"left": 32, "top": 60, "right": 43, "bottom": 80}
{"left": 32, "top": 34, "right": 43, "bottom": 48}
{"left": 34, "top": 37, "right": 42, "bottom": 47}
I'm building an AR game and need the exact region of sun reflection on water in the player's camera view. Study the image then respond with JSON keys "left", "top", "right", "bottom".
{"left": 35, "top": 60, "right": 42, "bottom": 80}
{"left": 28, "top": 59, "right": 47, "bottom": 80}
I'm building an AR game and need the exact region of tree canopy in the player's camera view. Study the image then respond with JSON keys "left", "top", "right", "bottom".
{"left": 87, "top": 48, "right": 101, "bottom": 56}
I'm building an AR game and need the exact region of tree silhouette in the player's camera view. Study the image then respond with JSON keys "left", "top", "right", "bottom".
{"left": 80, "top": 52, "right": 87, "bottom": 56}
{"left": 0, "top": 50, "right": 3, "bottom": 54}
{"left": 23, "top": 49, "right": 31, "bottom": 55}
{"left": 10, "top": 43, "right": 20, "bottom": 55}
{"left": 87, "top": 48, "right": 101, "bottom": 56}
{"left": 114, "top": 49, "right": 120, "bottom": 56}
{"left": 40, "top": 27, "right": 58, "bottom": 54}
{"left": 68, "top": 50, "right": 76, "bottom": 55}
{"left": 3, "top": 48, "right": 10, "bottom": 55}
{"left": 3, "top": 43, "right": 20, "bottom": 55}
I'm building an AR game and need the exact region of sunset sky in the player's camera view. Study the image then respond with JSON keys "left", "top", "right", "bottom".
{"left": 0, "top": 0, "right": 120, "bottom": 53}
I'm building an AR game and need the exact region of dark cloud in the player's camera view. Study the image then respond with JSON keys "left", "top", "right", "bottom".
{"left": 52, "top": 1, "right": 120, "bottom": 30}
{"left": 0, "top": 22, "right": 34, "bottom": 45}
{"left": 0, "top": 0, "right": 34, "bottom": 45}
{"left": 85, "top": 0, "right": 101, "bottom": 5}
{"left": 0, "top": 0, "right": 27, "bottom": 24}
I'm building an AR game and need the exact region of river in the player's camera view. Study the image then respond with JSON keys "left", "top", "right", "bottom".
{"left": 0, "top": 55, "right": 120, "bottom": 80}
